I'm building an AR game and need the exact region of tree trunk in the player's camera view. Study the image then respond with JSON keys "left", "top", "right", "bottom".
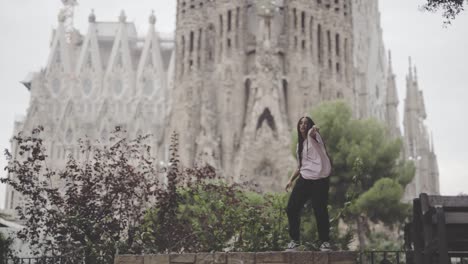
{"left": 356, "top": 215, "right": 368, "bottom": 250}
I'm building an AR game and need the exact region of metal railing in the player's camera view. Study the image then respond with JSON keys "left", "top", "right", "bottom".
{"left": 3, "top": 256, "right": 83, "bottom": 264}
{"left": 357, "top": 251, "right": 468, "bottom": 264}
{"left": 357, "top": 251, "right": 412, "bottom": 264}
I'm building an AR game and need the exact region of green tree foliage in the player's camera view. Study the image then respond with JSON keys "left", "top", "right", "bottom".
{"left": 294, "top": 101, "right": 414, "bottom": 248}
{"left": 2, "top": 126, "right": 353, "bottom": 263}
{"left": 423, "top": 0, "right": 468, "bottom": 23}
{"left": 141, "top": 182, "right": 352, "bottom": 253}
{"left": 352, "top": 178, "right": 411, "bottom": 225}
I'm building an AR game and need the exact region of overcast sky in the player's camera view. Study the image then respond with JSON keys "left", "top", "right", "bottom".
{"left": 1, "top": 0, "right": 467, "bottom": 209}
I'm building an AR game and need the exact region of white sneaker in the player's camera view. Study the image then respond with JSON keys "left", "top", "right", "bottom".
{"left": 319, "top": 241, "right": 332, "bottom": 252}
{"left": 285, "top": 240, "right": 300, "bottom": 251}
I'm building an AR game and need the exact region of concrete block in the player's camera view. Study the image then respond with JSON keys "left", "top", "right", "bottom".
{"left": 256, "top": 252, "right": 290, "bottom": 263}
{"left": 227, "top": 252, "right": 255, "bottom": 264}
{"left": 196, "top": 253, "right": 214, "bottom": 264}
{"left": 115, "top": 255, "right": 144, "bottom": 264}
{"left": 170, "top": 253, "right": 197, "bottom": 263}
{"left": 314, "top": 252, "right": 329, "bottom": 264}
{"left": 289, "top": 252, "right": 314, "bottom": 264}
{"left": 144, "top": 254, "right": 170, "bottom": 264}
{"left": 213, "top": 253, "right": 227, "bottom": 263}
{"left": 328, "top": 251, "right": 357, "bottom": 264}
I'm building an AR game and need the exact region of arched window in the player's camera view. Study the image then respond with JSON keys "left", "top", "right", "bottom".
{"left": 335, "top": 33, "right": 340, "bottom": 56}
{"left": 283, "top": 79, "right": 289, "bottom": 118}
{"left": 86, "top": 52, "right": 92, "bottom": 67}
{"left": 309, "top": 16, "right": 314, "bottom": 57}
{"left": 256, "top": 108, "right": 277, "bottom": 132}
{"left": 236, "top": 7, "right": 240, "bottom": 29}
{"left": 189, "top": 31, "right": 194, "bottom": 52}
{"left": 198, "top": 28, "right": 202, "bottom": 52}
{"left": 317, "top": 24, "right": 322, "bottom": 64}
{"left": 228, "top": 10, "right": 232, "bottom": 32}
{"left": 65, "top": 128, "right": 73, "bottom": 143}
{"left": 181, "top": 35, "right": 186, "bottom": 59}
{"left": 207, "top": 24, "right": 215, "bottom": 62}
{"left": 301, "top": 11, "right": 306, "bottom": 33}
{"left": 219, "top": 15, "right": 223, "bottom": 36}
{"left": 54, "top": 50, "right": 61, "bottom": 64}
{"left": 243, "top": 79, "right": 250, "bottom": 121}
{"left": 293, "top": 9, "right": 297, "bottom": 29}
{"left": 344, "top": 38, "right": 348, "bottom": 63}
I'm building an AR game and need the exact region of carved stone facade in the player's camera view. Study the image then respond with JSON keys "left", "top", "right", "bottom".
{"left": 3, "top": 11, "right": 174, "bottom": 216}
{"left": 171, "top": 0, "right": 355, "bottom": 191}
{"left": 4, "top": 0, "right": 439, "bottom": 215}
{"left": 169, "top": 0, "right": 439, "bottom": 195}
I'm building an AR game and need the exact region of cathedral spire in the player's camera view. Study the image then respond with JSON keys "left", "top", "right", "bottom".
{"left": 88, "top": 9, "right": 96, "bottom": 23}
{"left": 405, "top": 57, "right": 419, "bottom": 113}
{"left": 430, "top": 131, "right": 435, "bottom": 153}
{"left": 119, "top": 10, "right": 127, "bottom": 23}
{"left": 104, "top": 10, "right": 136, "bottom": 97}
{"left": 388, "top": 50, "right": 393, "bottom": 71}
{"left": 149, "top": 10, "right": 156, "bottom": 25}
{"left": 385, "top": 50, "right": 400, "bottom": 137}
{"left": 414, "top": 65, "right": 418, "bottom": 85}
{"left": 46, "top": 11, "right": 73, "bottom": 75}
{"left": 75, "top": 8, "right": 103, "bottom": 95}
{"left": 136, "top": 10, "right": 166, "bottom": 97}
{"left": 386, "top": 50, "right": 398, "bottom": 105}
{"left": 58, "top": 10, "right": 67, "bottom": 24}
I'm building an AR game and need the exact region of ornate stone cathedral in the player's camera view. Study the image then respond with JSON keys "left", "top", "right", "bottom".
{"left": 3, "top": 0, "right": 439, "bottom": 216}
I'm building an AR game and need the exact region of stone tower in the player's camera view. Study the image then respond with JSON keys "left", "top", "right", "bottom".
{"left": 403, "top": 58, "right": 440, "bottom": 200}
{"left": 170, "top": 0, "right": 355, "bottom": 191}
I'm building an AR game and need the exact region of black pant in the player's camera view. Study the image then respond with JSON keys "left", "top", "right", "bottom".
{"left": 286, "top": 176, "right": 330, "bottom": 242}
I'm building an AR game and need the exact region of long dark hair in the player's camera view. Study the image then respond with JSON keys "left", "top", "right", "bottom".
{"left": 297, "top": 116, "right": 315, "bottom": 168}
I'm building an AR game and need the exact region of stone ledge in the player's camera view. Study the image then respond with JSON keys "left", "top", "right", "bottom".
{"left": 115, "top": 251, "right": 356, "bottom": 264}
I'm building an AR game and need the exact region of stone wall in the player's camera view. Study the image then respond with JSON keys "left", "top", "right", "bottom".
{"left": 115, "top": 251, "right": 356, "bottom": 264}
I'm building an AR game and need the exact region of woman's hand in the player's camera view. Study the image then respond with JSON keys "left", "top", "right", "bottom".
{"left": 286, "top": 168, "right": 300, "bottom": 192}
{"left": 308, "top": 125, "right": 320, "bottom": 139}
{"left": 285, "top": 179, "right": 293, "bottom": 192}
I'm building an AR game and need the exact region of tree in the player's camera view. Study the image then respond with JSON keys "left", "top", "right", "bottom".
{"left": 1, "top": 126, "right": 161, "bottom": 263}
{"left": 423, "top": 0, "right": 468, "bottom": 23}
{"left": 300, "top": 100, "right": 415, "bottom": 249}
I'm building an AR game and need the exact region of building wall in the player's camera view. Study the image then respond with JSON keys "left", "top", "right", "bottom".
{"left": 5, "top": 0, "right": 440, "bottom": 214}
{"left": 4, "top": 12, "right": 173, "bottom": 216}
{"left": 171, "top": 0, "right": 356, "bottom": 191}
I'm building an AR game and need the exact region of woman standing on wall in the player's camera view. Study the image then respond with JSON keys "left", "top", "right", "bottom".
{"left": 285, "top": 116, "right": 332, "bottom": 252}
